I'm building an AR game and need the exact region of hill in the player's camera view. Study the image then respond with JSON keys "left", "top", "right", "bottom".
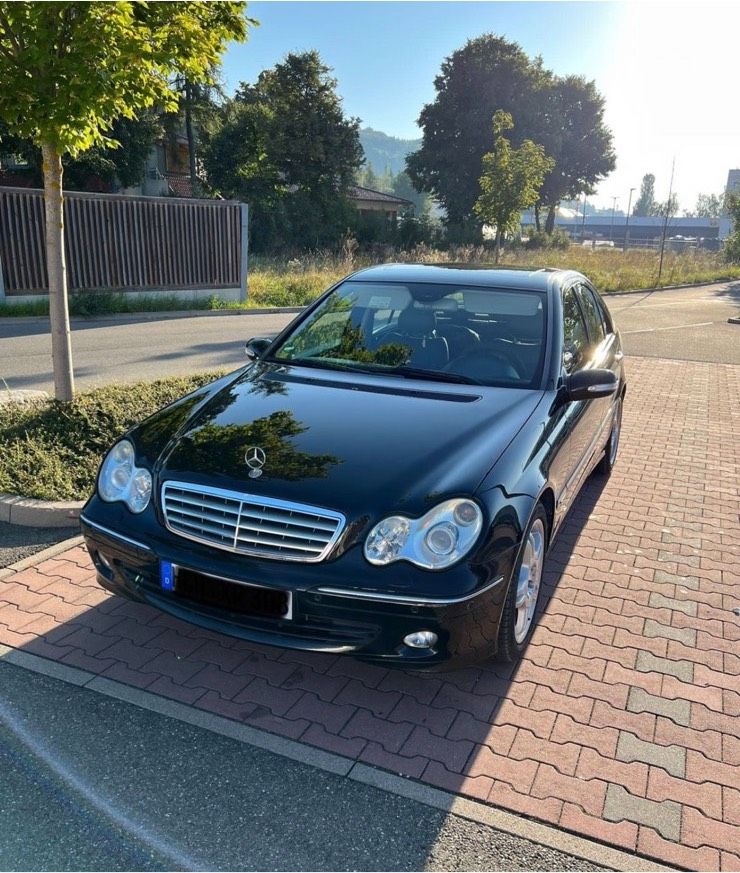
{"left": 359, "top": 127, "right": 421, "bottom": 175}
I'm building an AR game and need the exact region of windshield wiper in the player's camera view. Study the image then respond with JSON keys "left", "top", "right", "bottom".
{"left": 386, "top": 367, "right": 481, "bottom": 385}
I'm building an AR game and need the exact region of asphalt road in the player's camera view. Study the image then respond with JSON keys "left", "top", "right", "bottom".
{"left": 1, "top": 280, "right": 738, "bottom": 394}
{"left": 0, "top": 662, "right": 601, "bottom": 872}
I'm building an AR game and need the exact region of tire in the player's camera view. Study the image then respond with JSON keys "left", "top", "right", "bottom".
{"left": 595, "top": 395, "right": 623, "bottom": 476}
{"left": 495, "top": 504, "right": 549, "bottom": 662}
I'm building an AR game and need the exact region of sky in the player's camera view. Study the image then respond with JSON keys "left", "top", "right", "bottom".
{"left": 221, "top": 1, "right": 739, "bottom": 211}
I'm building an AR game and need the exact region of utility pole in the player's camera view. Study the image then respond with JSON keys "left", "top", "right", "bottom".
{"left": 581, "top": 194, "right": 588, "bottom": 243}
{"left": 610, "top": 196, "right": 619, "bottom": 243}
{"left": 623, "top": 187, "right": 636, "bottom": 251}
{"left": 657, "top": 158, "right": 676, "bottom": 284}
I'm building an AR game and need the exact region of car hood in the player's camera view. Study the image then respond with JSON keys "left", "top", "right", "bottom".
{"left": 144, "top": 362, "right": 544, "bottom": 517}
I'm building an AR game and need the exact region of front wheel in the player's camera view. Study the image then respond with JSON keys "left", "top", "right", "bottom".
{"left": 495, "top": 504, "right": 548, "bottom": 662}
{"left": 596, "top": 395, "right": 623, "bottom": 476}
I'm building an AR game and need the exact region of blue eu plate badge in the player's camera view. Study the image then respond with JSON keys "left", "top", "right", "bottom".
{"left": 160, "top": 560, "right": 175, "bottom": 591}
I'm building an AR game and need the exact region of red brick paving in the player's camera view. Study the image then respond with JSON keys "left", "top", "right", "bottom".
{"left": 1, "top": 356, "right": 739, "bottom": 870}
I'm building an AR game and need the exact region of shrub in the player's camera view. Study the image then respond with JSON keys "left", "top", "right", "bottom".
{"left": 0, "top": 371, "right": 225, "bottom": 500}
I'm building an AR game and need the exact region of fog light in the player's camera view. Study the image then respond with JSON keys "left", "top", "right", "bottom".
{"left": 97, "top": 551, "right": 112, "bottom": 571}
{"left": 403, "top": 630, "right": 438, "bottom": 649}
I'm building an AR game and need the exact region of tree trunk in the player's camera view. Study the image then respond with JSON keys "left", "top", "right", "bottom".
{"left": 545, "top": 205, "right": 557, "bottom": 235}
{"left": 41, "top": 142, "right": 74, "bottom": 402}
{"left": 534, "top": 204, "right": 541, "bottom": 232}
{"left": 184, "top": 80, "right": 198, "bottom": 196}
{"left": 494, "top": 227, "right": 502, "bottom": 264}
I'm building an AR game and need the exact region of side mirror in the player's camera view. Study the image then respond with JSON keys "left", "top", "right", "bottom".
{"left": 566, "top": 368, "right": 618, "bottom": 402}
{"left": 245, "top": 336, "right": 273, "bottom": 361}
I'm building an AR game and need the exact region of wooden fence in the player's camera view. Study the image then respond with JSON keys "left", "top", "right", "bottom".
{"left": 0, "top": 187, "right": 247, "bottom": 298}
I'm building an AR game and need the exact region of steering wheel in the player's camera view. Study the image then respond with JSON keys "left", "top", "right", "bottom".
{"left": 443, "top": 346, "right": 524, "bottom": 382}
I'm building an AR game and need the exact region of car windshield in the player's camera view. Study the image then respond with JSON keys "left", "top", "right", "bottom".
{"left": 269, "top": 280, "right": 548, "bottom": 388}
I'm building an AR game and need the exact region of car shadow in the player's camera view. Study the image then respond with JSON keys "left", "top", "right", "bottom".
{"left": 7, "top": 473, "right": 608, "bottom": 843}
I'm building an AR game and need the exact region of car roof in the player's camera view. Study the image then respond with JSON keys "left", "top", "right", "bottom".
{"left": 347, "top": 263, "right": 585, "bottom": 292}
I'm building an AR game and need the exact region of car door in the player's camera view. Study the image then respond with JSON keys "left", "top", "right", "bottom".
{"left": 576, "top": 282, "right": 621, "bottom": 453}
{"left": 551, "top": 284, "right": 592, "bottom": 522}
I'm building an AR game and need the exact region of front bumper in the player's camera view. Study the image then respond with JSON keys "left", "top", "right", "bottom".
{"left": 80, "top": 511, "right": 511, "bottom": 668}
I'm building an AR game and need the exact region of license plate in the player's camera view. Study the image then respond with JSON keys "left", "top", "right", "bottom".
{"left": 159, "top": 561, "right": 292, "bottom": 620}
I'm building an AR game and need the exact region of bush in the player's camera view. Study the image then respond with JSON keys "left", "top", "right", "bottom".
{"left": 0, "top": 372, "right": 225, "bottom": 500}
{"left": 521, "top": 228, "right": 571, "bottom": 250}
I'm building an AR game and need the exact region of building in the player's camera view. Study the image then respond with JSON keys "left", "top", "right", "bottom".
{"left": 719, "top": 169, "right": 740, "bottom": 241}
{"left": 521, "top": 211, "right": 721, "bottom": 248}
{"left": 348, "top": 185, "right": 413, "bottom": 222}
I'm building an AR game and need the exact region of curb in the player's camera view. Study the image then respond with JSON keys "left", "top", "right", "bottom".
{"left": 0, "top": 305, "right": 304, "bottom": 326}
{"left": 0, "top": 493, "right": 83, "bottom": 528}
{"left": 0, "top": 642, "right": 672, "bottom": 872}
{"left": 606, "top": 277, "right": 737, "bottom": 297}
{"left": 0, "top": 533, "right": 84, "bottom": 579}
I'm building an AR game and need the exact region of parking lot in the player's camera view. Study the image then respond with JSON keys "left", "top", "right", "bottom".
{"left": 1, "top": 340, "right": 738, "bottom": 868}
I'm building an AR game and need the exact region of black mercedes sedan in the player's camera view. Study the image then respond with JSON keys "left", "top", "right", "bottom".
{"left": 81, "top": 264, "right": 625, "bottom": 667}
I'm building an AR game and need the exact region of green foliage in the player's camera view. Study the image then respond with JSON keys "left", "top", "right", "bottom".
{"left": 0, "top": 372, "right": 226, "bottom": 500}
{"left": 723, "top": 194, "right": 740, "bottom": 264}
{"left": 533, "top": 75, "right": 615, "bottom": 224}
{"left": 633, "top": 174, "right": 656, "bottom": 217}
{"left": 204, "top": 50, "right": 362, "bottom": 252}
{"left": 0, "top": 2, "right": 250, "bottom": 156}
{"left": 407, "top": 34, "right": 613, "bottom": 231}
{"left": 691, "top": 193, "right": 724, "bottom": 219}
{"left": 474, "top": 111, "right": 554, "bottom": 259}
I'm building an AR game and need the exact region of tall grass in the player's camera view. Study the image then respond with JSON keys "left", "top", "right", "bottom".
{"left": 1, "top": 247, "right": 737, "bottom": 316}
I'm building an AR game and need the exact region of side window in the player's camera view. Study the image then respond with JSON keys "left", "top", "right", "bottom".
{"left": 577, "top": 284, "right": 606, "bottom": 349}
{"left": 593, "top": 291, "right": 614, "bottom": 335}
{"left": 562, "top": 287, "right": 589, "bottom": 373}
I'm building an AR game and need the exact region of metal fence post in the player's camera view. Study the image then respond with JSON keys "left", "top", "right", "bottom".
{"left": 239, "top": 203, "right": 249, "bottom": 303}
{"left": 0, "top": 252, "right": 5, "bottom": 303}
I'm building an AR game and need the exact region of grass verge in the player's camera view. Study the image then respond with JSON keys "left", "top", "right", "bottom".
{"left": 2, "top": 249, "right": 737, "bottom": 317}
{"left": 0, "top": 372, "right": 225, "bottom": 501}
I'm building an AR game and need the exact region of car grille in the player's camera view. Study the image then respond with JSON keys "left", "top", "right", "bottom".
{"left": 161, "top": 481, "right": 345, "bottom": 562}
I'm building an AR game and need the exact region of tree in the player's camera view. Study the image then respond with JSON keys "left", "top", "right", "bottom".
{"left": 690, "top": 193, "right": 723, "bottom": 219}
{"left": 407, "top": 34, "right": 548, "bottom": 234}
{"left": 533, "top": 75, "right": 615, "bottom": 233}
{"left": 0, "top": 2, "right": 249, "bottom": 400}
{"left": 723, "top": 194, "right": 740, "bottom": 264}
{"left": 205, "top": 51, "right": 363, "bottom": 251}
{"left": 633, "top": 174, "right": 656, "bottom": 216}
{"left": 473, "top": 111, "right": 554, "bottom": 263}
{"left": 654, "top": 193, "right": 679, "bottom": 219}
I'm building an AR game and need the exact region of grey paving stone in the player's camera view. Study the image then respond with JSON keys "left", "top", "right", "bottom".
{"left": 648, "top": 592, "right": 697, "bottom": 617}
{"left": 653, "top": 570, "right": 699, "bottom": 591}
{"left": 643, "top": 620, "right": 696, "bottom": 646}
{"left": 616, "top": 732, "right": 686, "bottom": 778}
{"left": 603, "top": 784, "right": 681, "bottom": 842}
{"left": 626, "top": 688, "right": 691, "bottom": 726}
{"left": 635, "top": 651, "right": 694, "bottom": 683}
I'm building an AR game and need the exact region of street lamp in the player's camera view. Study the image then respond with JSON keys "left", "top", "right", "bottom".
{"left": 623, "top": 187, "right": 636, "bottom": 251}
{"left": 610, "top": 196, "right": 619, "bottom": 243}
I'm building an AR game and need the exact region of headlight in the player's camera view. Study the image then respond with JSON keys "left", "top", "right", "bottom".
{"left": 98, "top": 439, "right": 152, "bottom": 513}
{"left": 364, "top": 498, "right": 483, "bottom": 570}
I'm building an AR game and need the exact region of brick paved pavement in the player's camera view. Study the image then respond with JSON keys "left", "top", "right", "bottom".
{"left": 1, "top": 356, "right": 738, "bottom": 870}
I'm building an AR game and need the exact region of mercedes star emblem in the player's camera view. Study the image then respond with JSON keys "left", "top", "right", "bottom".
{"left": 245, "top": 446, "right": 266, "bottom": 478}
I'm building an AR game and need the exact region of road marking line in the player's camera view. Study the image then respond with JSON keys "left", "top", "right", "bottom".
{"left": 623, "top": 321, "right": 713, "bottom": 334}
